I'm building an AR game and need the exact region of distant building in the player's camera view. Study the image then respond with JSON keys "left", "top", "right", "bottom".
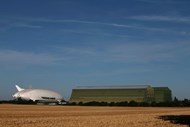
{"left": 69, "top": 85, "right": 172, "bottom": 103}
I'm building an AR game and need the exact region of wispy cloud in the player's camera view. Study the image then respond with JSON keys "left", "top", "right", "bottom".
{"left": 1, "top": 41, "right": 190, "bottom": 69}
{"left": 28, "top": 18, "right": 170, "bottom": 33}
{"left": 0, "top": 19, "right": 41, "bottom": 32}
{"left": 56, "top": 42, "right": 189, "bottom": 65}
{"left": 38, "top": 18, "right": 190, "bottom": 35}
{"left": 0, "top": 50, "right": 59, "bottom": 66}
{"left": 61, "top": 29, "right": 129, "bottom": 38}
{"left": 136, "top": 0, "right": 190, "bottom": 4}
{"left": 12, "top": 23, "right": 42, "bottom": 28}
{"left": 29, "top": 18, "right": 135, "bottom": 28}
{"left": 130, "top": 15, "right": 190, "bottom": 23}
{"left": 2, "top": 17, "right": 187, "bottom": 35}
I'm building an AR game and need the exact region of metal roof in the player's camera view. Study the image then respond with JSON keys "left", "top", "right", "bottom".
{"left": 74, "top": 85, "right": 151, "bottom": 90}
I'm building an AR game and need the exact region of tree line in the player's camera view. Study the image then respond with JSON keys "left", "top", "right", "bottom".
{"left": 1, "top": 97, "right": 190, "bottom": 107}
{"left": 67, "top": 98, "right": 190, "bottom": 107}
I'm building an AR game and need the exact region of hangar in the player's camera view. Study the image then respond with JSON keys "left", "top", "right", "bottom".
{"left": 69, "top": 85, "right": 172, "bottom": 103}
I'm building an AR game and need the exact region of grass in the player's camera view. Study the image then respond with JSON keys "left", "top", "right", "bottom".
{"left": 0, "top": 104, "right": 190, "bottom": 127}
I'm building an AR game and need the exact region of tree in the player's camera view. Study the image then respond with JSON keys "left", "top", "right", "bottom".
{"left": 174, "top": 96, "right": 178, "bottom": 102}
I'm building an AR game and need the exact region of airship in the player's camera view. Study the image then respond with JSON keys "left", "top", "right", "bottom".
{"left": 13, "top": 85, "right": 64, "bottom": 104}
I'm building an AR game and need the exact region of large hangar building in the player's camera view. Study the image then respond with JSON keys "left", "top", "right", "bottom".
{"left": 69, "top": 85, "right": 172, "bottom": 103}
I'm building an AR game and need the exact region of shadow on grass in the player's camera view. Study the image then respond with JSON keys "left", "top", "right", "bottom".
{"left": 159, "top": 115, "right": 190, "bottom": 127}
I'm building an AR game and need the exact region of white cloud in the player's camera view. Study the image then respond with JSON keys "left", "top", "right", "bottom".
{"left": 0, "top": 50, "right": 59, "bottom": 66}
{"left": 130, "top": 15, "right": 190, "bottom": 23}
{"left": 2, "top": 17, "right": 186, "bottom": 35}
{"left": 27, "top": 18, "right": 170, "bottom": 32}
{"left": 12, "top": 23, "right": 42, "bottom": 28}
{"left": 136, "top": 0, "right": 190, "bottom": 4}
{"left": 104, "top": 43, "right": 175, "bottom": 63}
{"left": 1, "top": 41, "right": 189, "bottom": 68}
{"left": 56, "top": 42, "right": 188, "bottom": 65}
{"left": 0, "top": 19, "right": 41, "bottom": 33}
{"left": 61, "top": 29, "right": 129, "bottom": 38}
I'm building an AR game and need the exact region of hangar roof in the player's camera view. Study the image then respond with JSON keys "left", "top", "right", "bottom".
{"left": 74, "top": 85, "right": 151, "bottom": 90}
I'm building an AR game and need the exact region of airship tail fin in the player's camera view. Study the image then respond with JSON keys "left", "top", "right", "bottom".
{"left": 15, "top": 85, "right": 24, "bottom": 92}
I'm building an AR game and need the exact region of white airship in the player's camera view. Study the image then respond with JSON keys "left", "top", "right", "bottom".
{"left": 13, "top": 85, "right": 64, "bottom": 104}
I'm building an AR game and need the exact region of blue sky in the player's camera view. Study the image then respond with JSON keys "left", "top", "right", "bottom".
{"left": 0, "top": 0, "right": 190, "bottom": 100}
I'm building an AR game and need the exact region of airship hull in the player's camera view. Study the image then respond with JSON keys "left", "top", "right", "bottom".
{"left": 13, "top": 85, "right": 64, "bottom": 103}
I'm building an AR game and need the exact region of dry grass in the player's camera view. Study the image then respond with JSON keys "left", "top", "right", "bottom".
{"left": 0, "top": 104, "right": 190, "bottom": 127}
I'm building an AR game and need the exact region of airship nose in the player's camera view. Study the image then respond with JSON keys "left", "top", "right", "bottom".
{"left": 13, "top": 93, "right": 17, "bottom": 98}
{"left": 13, "top": 92, "right": 20, "bottom": 99}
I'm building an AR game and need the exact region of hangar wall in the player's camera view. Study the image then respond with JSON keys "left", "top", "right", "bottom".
{"left": 69, "top": 85, "right": 172, "bottom": 103}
